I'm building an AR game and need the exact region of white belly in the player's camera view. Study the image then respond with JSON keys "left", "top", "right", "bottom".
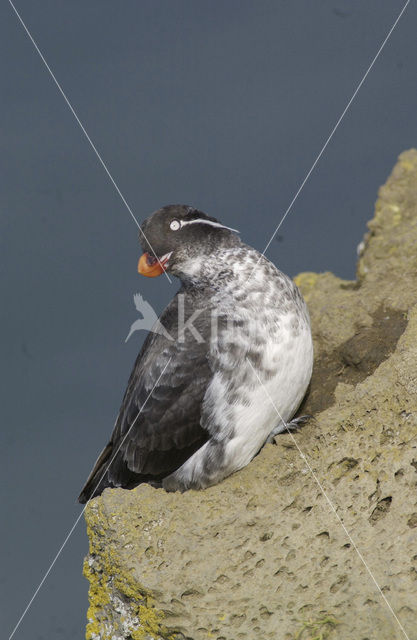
{"left": 173, "top": 250, "right": 314, "bottom": 488}
{"left": 222, "top": 319, "right": 313, "bottom": 472}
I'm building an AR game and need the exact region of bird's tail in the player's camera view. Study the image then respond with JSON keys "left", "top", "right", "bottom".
{"left": 78, "top": 442, "right": 113, "bottom": 504}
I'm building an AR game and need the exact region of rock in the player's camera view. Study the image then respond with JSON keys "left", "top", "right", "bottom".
{"left": 83, "top": 150, "right": 417, "bottom": 640}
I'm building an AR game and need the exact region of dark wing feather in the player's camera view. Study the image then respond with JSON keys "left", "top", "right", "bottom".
{"left": 78, "top": 291, "right": 212, "bottom": 503}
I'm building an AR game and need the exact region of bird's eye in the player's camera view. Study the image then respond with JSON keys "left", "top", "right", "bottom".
{"left": 170, "top": 219, "right": 181, "bottom": 231}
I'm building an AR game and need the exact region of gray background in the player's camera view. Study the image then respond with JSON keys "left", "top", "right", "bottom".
{"left": 1, "top": 1, "right": 416, "bottom": 638}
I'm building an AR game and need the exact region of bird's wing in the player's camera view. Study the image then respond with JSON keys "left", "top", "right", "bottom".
{"left": 79, "top": 291, "right": 213, "bottom": 501}
{"left": 133, "top": 292, "right": 144, "bottom": 311}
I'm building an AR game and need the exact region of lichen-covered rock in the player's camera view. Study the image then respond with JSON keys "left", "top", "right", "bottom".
{"left": 84, "top": 150, "right": 417, "bottom": 640}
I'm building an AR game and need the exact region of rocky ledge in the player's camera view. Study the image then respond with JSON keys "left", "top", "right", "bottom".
{"left": 83, "top": 150, "right": 417, "bottom": 640}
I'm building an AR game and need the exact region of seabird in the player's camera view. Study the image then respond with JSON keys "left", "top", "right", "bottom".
{"left": 78, "top": 205, "right": 313, "bottom": 502}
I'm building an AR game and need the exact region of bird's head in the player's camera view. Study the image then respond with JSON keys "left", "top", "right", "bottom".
{"left": 138, "top": 204, "right": 241, "bottom": 282}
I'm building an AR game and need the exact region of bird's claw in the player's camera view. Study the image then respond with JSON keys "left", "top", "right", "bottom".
{"left": 266, "top": 414, "right": 312, "bottom": 443}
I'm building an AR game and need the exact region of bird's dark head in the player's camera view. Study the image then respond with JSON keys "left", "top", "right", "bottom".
{"left": 138, "top": 204, "right": 241, "bottom": 281}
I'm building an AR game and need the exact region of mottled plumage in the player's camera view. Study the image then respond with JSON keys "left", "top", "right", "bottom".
{"left": 78, "top": 205, "right": 313, "bottom": 502}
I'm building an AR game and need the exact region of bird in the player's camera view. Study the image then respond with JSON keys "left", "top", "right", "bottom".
{"left": 78, "top": 204, "right": 313, "bottom": 502}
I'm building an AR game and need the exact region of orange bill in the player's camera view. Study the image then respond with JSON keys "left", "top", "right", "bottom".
{"left": 138, "top": 252, "right": 166, "bottom": 277}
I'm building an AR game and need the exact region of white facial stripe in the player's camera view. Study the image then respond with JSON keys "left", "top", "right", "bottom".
{"left": 158, "top": 251, "right": 172, "bottom": 264}
{"left": 179, "top": 218, "right": 239, "bottom": 234}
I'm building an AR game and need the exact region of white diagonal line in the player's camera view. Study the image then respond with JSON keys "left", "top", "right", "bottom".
{"left": 8, "top": 357, "right": 173, "bottom": 640}
{"left": 247, "top": 358, "right": 410, "bottom": 640}
{"left": 8, "top": 0, "right": 172, "bottom": 284}
{"left": 249, "top": 0, "right": 410, "bottom": 280}
{"left": 7, "top": 1, "right": 412, "bottom": 637}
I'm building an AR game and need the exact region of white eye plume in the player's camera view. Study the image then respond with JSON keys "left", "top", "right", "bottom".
{"left": 170, "top": 218, "right": 239, "bottom": 233}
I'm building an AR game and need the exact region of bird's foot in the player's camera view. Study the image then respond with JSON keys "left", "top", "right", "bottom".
{"left": 266, "top": 414, "right": 312, "bottom": 444}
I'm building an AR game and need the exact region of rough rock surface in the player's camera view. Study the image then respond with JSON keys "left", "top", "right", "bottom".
{"left": 83, "top": 150, "right": 417, "bottom": 640}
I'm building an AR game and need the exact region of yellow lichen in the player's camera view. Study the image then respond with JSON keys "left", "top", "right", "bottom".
{"left": 83, "top": 498, "right": 174, "bottom": 640}
{"left": 294, "top": 272, "right": 318, "bottom": 289}
{"left": 130, "top": 604, "right": 166, "bottom": 640}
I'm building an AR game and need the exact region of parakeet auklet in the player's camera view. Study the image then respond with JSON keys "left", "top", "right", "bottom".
{"left": 78, "top": 205, "right": 313, "bottom": 502}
